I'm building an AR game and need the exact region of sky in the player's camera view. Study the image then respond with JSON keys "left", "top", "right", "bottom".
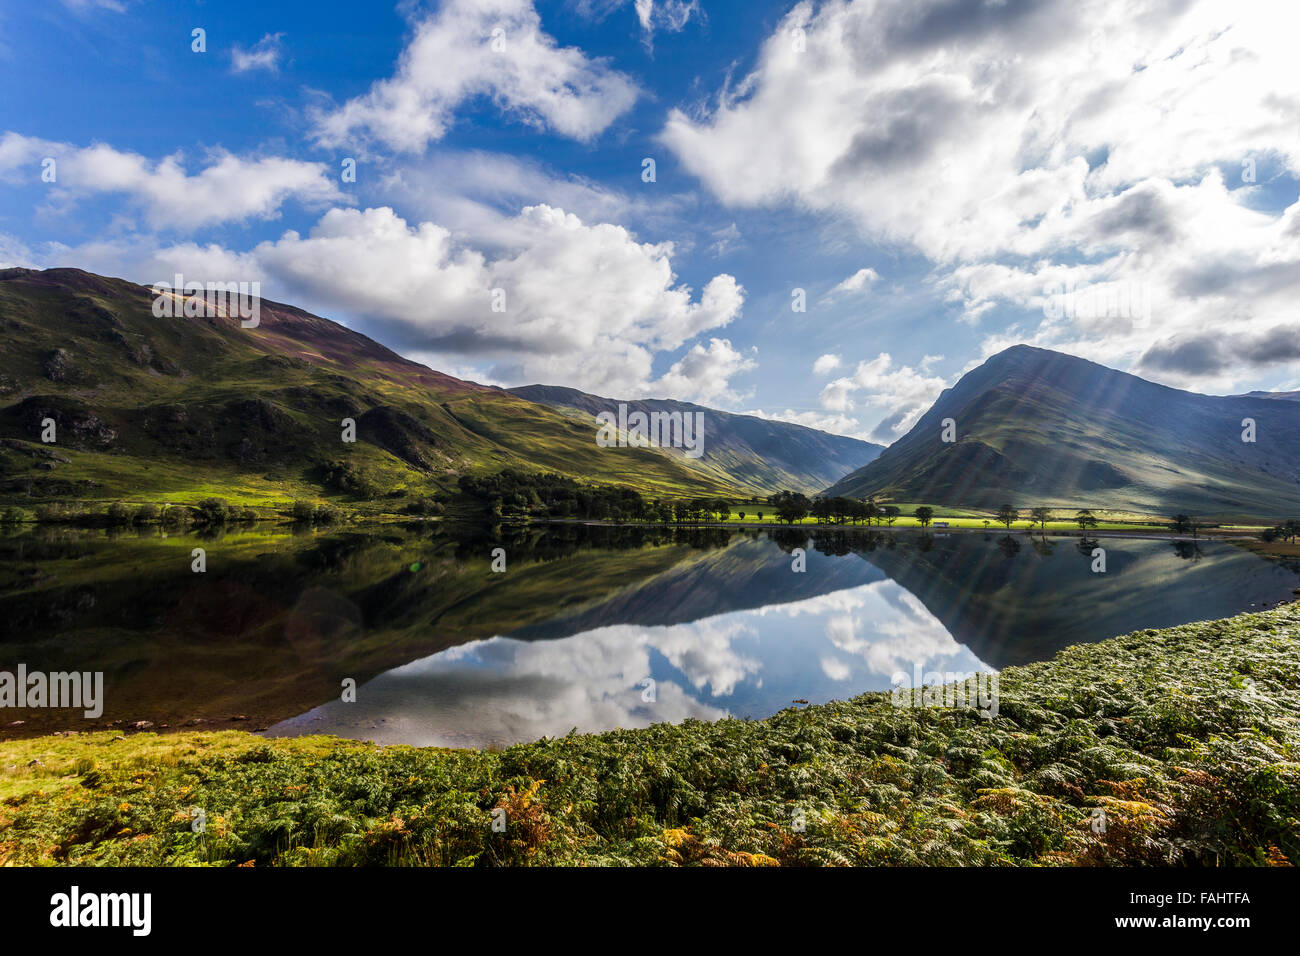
{"left": 1, "top": 0, "right": 1298, "bottom": 445}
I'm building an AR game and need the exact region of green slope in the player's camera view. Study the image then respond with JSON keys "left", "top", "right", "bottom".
{"left": 825, "top": 345, "right": 1300, "bottom": 516}
{"left": 509, "top": 383, "right": 883, "bottom": 495}
{"left": 0, "top": 268, "right": 741, "bottom": 509}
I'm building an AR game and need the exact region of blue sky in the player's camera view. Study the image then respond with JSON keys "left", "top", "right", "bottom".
{"left": 2, "top": 0, "right": 1299, "bottom": 444}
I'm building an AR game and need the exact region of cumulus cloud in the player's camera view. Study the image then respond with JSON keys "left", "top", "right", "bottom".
{"left": 661, "top": 0, "right": 1300, "bottom": 393}
{"left": 0, "top": 132, "right": 343, "bottom": 231}
{"left": 812, "top": 353, "right": 841, "bottom": 375}
{"left": 45, "top": 203, "right": 748, "bottom": 399}
{"left": 314, "top": 0, "right": 638, "bottom": 152}
{"left": 651, "top": 337, "right": 756, "bottom": 404}
{"left": 374, "top": 148, "right": 686, "bottom": 249}
{"left": 231, "top": 33, "right": 285, "bottom": 74}
{"left": 820, "top": 352, "right": 949, "bottom": 444}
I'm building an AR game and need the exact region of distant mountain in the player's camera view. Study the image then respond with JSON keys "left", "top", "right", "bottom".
{"left": 1235, "top": 390, "right": 1300, "bottom": 402}
{"left": 824, "top": 345, "right": 1300, "bottom": 515}
{"left": 509, "top": 383, "right": 883, "bottom": 495}
{"left": 0, "top": 267, "right": 743, "bottom": 508}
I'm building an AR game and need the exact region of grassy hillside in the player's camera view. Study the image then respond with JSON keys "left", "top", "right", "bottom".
{"left": 2, "top": 602, "right": 1296, "bottom": 866}
{"left": 510, "top": 383, "right": 882, "bottom": 495}
{"left": 825, "top": 345, "right": 1300, "bottom": 516}
{"left": 0, "top": 268, "right": 741, "bottom": 512}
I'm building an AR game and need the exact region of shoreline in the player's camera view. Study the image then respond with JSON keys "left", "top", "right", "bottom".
{"left": 3, "top": 603, "right": 1297, "bottom": 866}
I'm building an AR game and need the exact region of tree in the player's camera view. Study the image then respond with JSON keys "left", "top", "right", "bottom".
{"left": 1075, "top": 508, "right": 1098, "bottom": 532}
{"left": 1030, "top": 506, "right": 1052, "bottom": 533}
{"left": 914, "top": 505, "right": 934, "bottom": 529}
{"left": 770, "top": 490, "right": 811, "bottom": 524}
{"left": 196, "top": 497, "right": 229, "bottom": 525}
{"left": 996, "top": 504, "right": 1019, "bottom": 530}
{"left": 830, "top": 497, "right": 851, "bottom": 524}
{"left": 882, "top": 505, "right": 900, "bottom": 526}
{"left": 849, "top": 499, "right": 868, "bottom": 525}
{"left": 1170, "top": 514, "right": 1193, "bottom": 535}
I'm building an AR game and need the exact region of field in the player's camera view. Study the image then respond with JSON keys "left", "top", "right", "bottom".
{"left": 701, "top": 502, "right": 1277, "bottom": 534}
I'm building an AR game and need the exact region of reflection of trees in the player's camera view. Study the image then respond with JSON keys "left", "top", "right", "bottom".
{"left": 445, "top": 521, "right": 734, "bottom": 561}
{"left": 917, "top": 533, "right": 935, "bottom": 552}
{"left": 767, "top": 528, "right": 809, "bottom": 553}
{"left": 1171, "top": 540, "right": 1202, "bottom": 562}
{"left": 1076, "top": 536, "right": 1099, "bottom": 556}
{"left": 810, "top": 531, "right": 853, "bottom": 557}
{"left": 998, "top": 534, "right": 1021, "bottom": 557}
{"left": 1031, "top": 536, "right": 1055, "bottom": 557}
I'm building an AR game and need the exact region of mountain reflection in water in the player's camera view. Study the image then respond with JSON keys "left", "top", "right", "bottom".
{"left": 2, "top": 524, "right": 1295, "bottom": 743}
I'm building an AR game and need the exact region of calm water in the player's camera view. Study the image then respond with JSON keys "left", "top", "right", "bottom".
{"left": 2, "top": 523, "right": 1296, "bottom": 745}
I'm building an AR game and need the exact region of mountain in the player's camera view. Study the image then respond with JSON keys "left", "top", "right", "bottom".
{"left": 0, "top": 267, "right": 747, "bottom": 509}
{"left": 824, "top": 345, "right": 1300, "bottom": 515}
{"left": 509, "top": 383, "right": 882, "bottom": 495}
{"left": 1236, "top": 390, "right": 1300, "bottom": 402}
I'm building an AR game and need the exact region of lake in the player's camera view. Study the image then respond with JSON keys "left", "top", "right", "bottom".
{"left": 2, "top": 523, "right": 1296, "bottom": 744}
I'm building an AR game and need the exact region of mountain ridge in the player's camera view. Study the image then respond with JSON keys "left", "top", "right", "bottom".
{"left": 0, "top": 267, "right": 875, "bottom": 508}
{"left": 824, "top": 344, "right": 1300, "bottom": 515}
{"left": 0, "top": 267, "right": 745, "bottom": 506}
{"left": 508, "top": 382, "right": 883, "bottom": 494}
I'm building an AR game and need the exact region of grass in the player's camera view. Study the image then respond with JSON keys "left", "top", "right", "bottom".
{"left": 3, "top": 602, "right": 1297, "bottom": 866}
{"left": 682, "top": 502, "right": 1275, "bottom": 534}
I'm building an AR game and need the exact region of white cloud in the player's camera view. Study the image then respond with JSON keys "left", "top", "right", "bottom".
{"left": 314, "top": 0, "right": 639, "bottom": 152}
{"left": 60, "top": 0, "right": 125, "bottom": 12}
{"left": 823, "top": 266, "right": 878, "bottom": 301}
{"left": 0, "top": 132, "right": 343, "bottom": 231}
{"left": 812, "top": 353, "right": 841, "bottom": 375}
{"left": 45, "top": 203, "right": 748, "bottom": 400}
{"left": 660, "top": 0, "right": 1300, "bottom": 392}
{"left": 744, "top": 407, "right": 869, "bottom": 441}
{"left": 821, "top": 352, "right": 949, "bottom": 443}
{"left": 231, "top": 33, "right": 285, "bottom": 74}
{"left": 575, "top": 0, "right": 700, "bottom": 41}
{"left": 709, "top": 221, "right": 741, "bottom": 256}
{"left": 374, "top": 148, "right": 684, "bottom": 248}
{"left": 651, "top": 337, "right": 756, "bottom": 404}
